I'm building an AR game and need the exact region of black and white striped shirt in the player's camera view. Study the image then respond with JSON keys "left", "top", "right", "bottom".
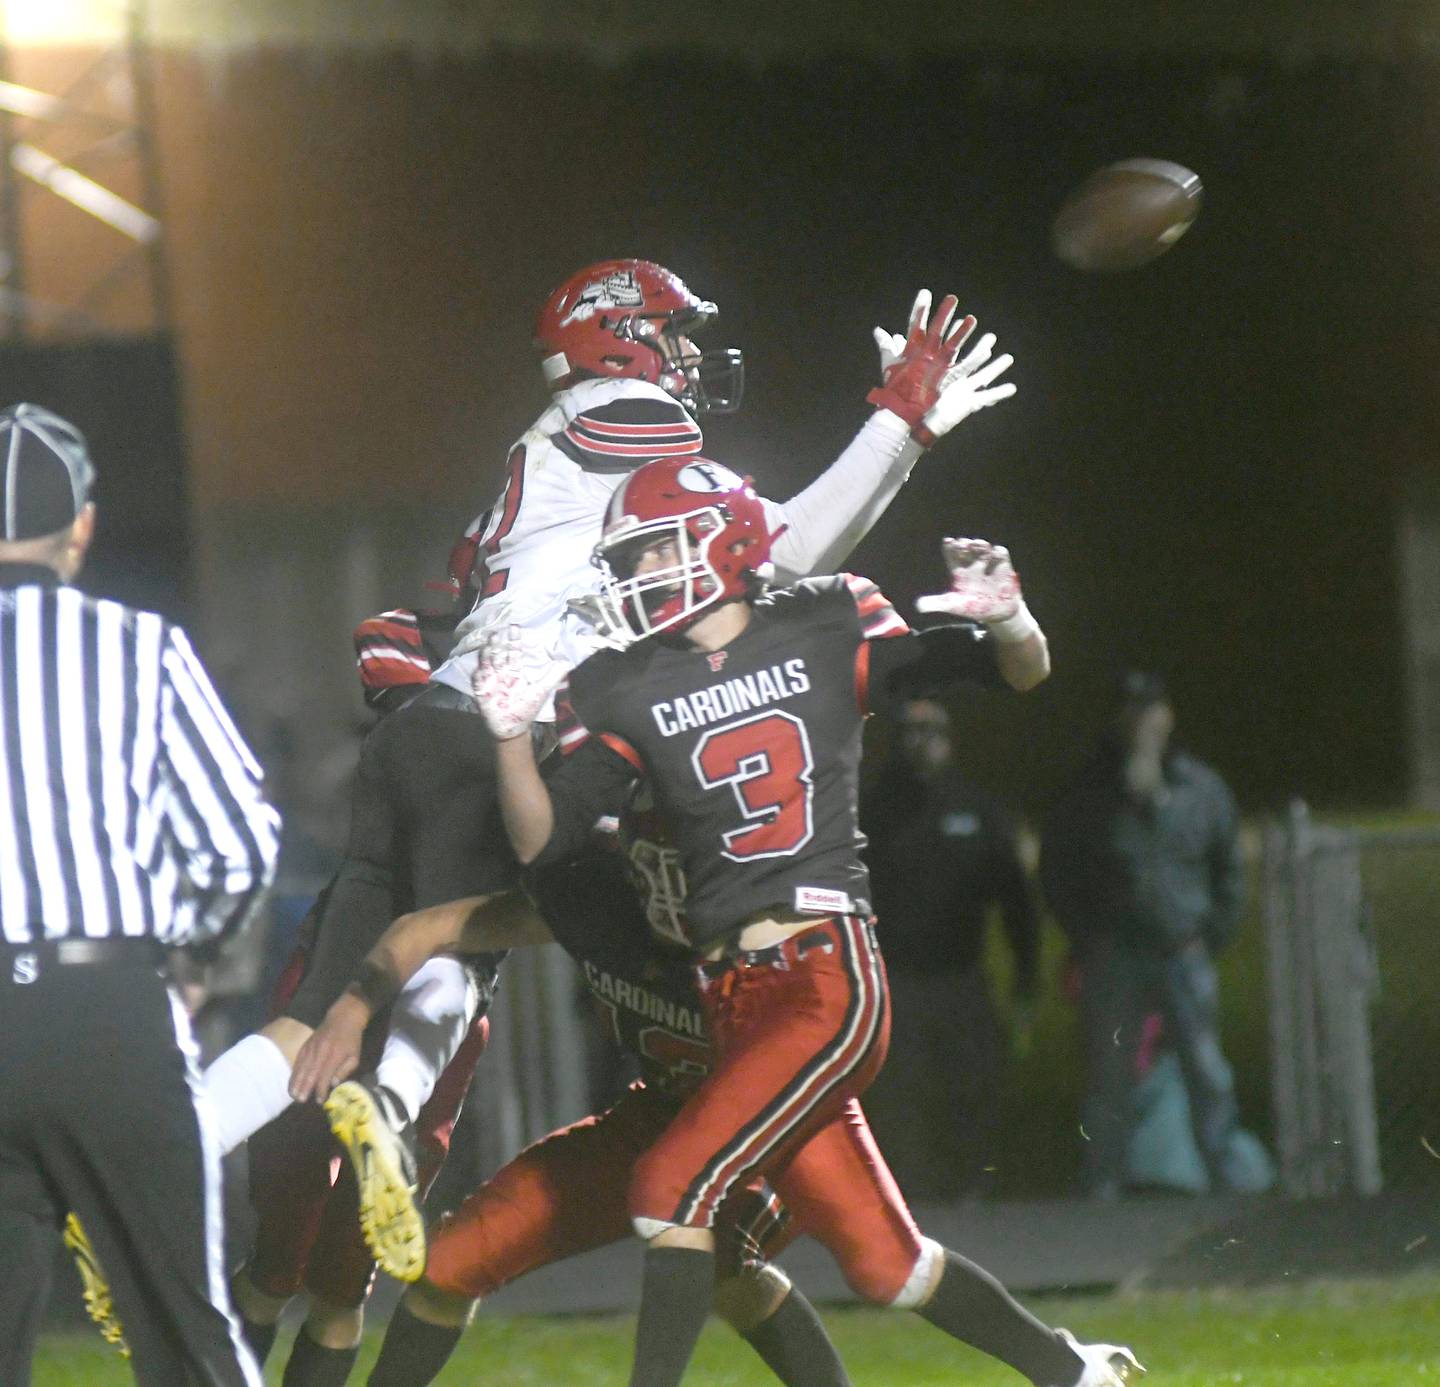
{"left": 0, "top": 563, "right": 279, "bottom": 946}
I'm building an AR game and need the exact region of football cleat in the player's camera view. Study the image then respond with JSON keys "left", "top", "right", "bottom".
{"left": 323, "top": 1080, "right": 426, "bottom": 1282}
{"left": 63, "top": 1213, "right": 130, "bottom": 1358}
{"left": 1057, "top": 1328, "right": 1146, "bottom": 1385}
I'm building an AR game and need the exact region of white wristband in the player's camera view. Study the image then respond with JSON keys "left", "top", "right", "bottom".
{"left": 986, "top": 600, "right": 1040, "bottom": 645}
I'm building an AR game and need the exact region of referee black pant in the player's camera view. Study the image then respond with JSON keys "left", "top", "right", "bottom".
{"left": 0, "top": 946, "right": 262, "bottom": 1387}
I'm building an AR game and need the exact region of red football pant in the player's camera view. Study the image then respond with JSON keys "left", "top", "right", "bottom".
{"left": 629, "top": 915, "right": 930, "bottom": 1305}
{"left": 246, "top": 1014, "right": 489, "bottom": 1307}
{"left": 424, "top": 1082, "right": 787, "bottom": 1301}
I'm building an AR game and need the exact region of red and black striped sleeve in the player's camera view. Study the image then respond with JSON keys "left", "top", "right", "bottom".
{"left": 837, "top": 574, "right": 1003, "bottom": 715}
{"left": 552, "top": 396, "right": 703, "bottom": 472}
{"left": 353, "top": 609, "right": 432, "bottom": 707}
{"left": 842, "top": 573, "right": 912, "bottom": 641}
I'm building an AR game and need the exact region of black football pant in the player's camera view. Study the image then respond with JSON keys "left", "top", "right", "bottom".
{"left": 0, "top": 948, "right": 261, "bottom": 1386}
{"left": 285, "top": 686, "right": 515, "bottom": 1027}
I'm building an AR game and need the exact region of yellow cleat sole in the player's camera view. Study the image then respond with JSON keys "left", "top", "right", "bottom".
{"left": 62, "top": 1213, "right": 130, "bottom": 1358}
{"left": 323, "top": 1083, "right": 427, "bottom": 1283}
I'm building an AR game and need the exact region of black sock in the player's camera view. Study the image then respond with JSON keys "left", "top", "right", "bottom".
{"left": 629, "top": 1245, "right": 716, "bottom": 1387}
{"left": 742, "top": 1287, "right": 852, "bottom": 1387}
{"left": 282, "top": 1326, "right": 362, "bottom": 1387}
{"left": 238, "top": 1312, "right": 279, "bottom": 1366}
{"left": 919, "top": 1250, "right": 1083, "bottom": 1387}
{"left": 368, "top": 1300, "right": 466, "bottom": 1387}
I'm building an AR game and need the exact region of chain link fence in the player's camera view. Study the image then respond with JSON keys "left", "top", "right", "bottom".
{"left": 1262, "top": 803, "right": 1440, "bottom": 1196}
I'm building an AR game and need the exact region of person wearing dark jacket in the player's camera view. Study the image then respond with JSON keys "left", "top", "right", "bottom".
{"left": 862, "top": 697, "right": 1041, "bottom": 1199}
{"left": 1039, "top": 671, "right": 1245, "bottom": 1200}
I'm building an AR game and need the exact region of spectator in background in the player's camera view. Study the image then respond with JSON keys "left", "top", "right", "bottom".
{"left": 1040, "top": 670, "right": 1247, "bottom": 1201}
{"left": 862, "top": 696, "right": 1040, "bottom": 1200}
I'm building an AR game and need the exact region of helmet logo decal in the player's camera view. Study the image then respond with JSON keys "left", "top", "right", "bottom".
{"left": 676, "top": 461, "right": 743, "bottom": 493}
{"left": 559, "top": 269, "right": 645, "bottom": 327}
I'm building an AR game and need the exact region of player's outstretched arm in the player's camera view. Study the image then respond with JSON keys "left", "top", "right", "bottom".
{"left": 466, "top": 624, "right": 568, "bottom": 862}
{"left": 288, "top": 892, "right": 554, "bottom": 1102}
{"left": 915, "top": 538, "right": 1050, "bottom": 691}
{"left": 769, "top": 291, "right": 1016, "bottom": 582}
{"left": 494, "top": 733, "right": 556, "bottom": 865}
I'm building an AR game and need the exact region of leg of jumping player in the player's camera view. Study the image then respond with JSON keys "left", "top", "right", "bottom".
{"left": 770, "top": 1100, "right": 1122, "bottom": 1386}
{"left": 313, "top": 693, "right": 514, "bottom": 1277}
{"left": 231, "top": 1102, "right": 341, "bottom": 1363}
{"left": 270, "top": 1015, "right": 490, "bottom": 1387}
{"left": 369, "top": 1085, "right": 681, "bottom": 1387}
{"left": 205, "top": 728, "right": 401, "bottom": 1157}
{"left": 626, "top": 916, "right": 889, "bottom": 1387}
{"left": 714, "top": 1185, "right": 851, "bottom": 1387}
{"left": 368, "top": 1085, "right": 851, "bottom": 1387}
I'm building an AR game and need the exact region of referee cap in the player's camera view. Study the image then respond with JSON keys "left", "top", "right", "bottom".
{"left": 0, "top": 403, "right": 95, "bottom": 541}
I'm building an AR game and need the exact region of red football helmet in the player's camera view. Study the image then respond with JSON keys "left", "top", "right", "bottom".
{"left": 592, "top": 457, "right": 774, "bottom": 640}
{"left": 534, "top": 259, "right": 743, "bottom": 413}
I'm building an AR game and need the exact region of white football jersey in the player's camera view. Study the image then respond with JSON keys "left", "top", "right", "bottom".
{"left": 430, "top": 378, "right": 705, "bottom": 708}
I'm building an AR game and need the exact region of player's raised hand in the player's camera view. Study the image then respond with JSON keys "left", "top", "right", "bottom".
{"left": 470, "top": 624, "right": 570, "bottom": 740}
{"left": 916, "top": 537, "right": 1024, "bottom": 625}
{"left": 912, "top": 332, "right": 1016, "bottom": 447}
{"left": 867, "top": 289, "right": 977, "bottom": 427}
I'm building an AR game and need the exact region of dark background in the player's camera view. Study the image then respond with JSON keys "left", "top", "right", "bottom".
{"left": 9, "top": 37, "right": 1430, "bottom": 816}
{"left": 175, "top": 48, "right": 1429, "bottom": 811}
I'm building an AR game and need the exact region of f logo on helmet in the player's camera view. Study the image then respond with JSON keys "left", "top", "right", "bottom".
{"left": 559, "top": 270, "right": 645, "bottom": 328}
{"left": 676, "top": 461, "right": 743, "bottom": 494}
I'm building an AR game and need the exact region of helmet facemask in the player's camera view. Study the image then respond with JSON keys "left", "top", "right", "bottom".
{"left": 592, "top": 508, "right": 732, "bottom": 641}
{"left": 612, "top": 307, "right": 744, "bottom": 414}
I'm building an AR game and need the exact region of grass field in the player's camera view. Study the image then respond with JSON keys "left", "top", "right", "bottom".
{"left": 31, "top": 1273, "right": 1440, "bottom": 1385}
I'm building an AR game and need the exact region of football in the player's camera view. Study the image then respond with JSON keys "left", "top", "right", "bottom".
{"left": 1051, "top": 158, "right": 1203, "bottom": 272}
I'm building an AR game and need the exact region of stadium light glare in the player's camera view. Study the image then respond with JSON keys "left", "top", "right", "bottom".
{"left": 0, "top": 0, "right": 125, "bottom": 46}
{"left": 10, "top": 142, "right": 159, "bottom": 242}
{"left": 0, "top": 80, "right": 67, "bottom": 121}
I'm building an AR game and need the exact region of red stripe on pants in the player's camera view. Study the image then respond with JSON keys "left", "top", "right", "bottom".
{"left": 629, "top": 915, "right": 890, "bottom": 1231}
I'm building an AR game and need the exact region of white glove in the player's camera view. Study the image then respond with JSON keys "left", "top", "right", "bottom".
{"left": 913, "top": 332, "right": 1016, "bottom": 446}
{"left": 915, "top": 537, "right": 1039, "bottom": 643}
{"left": 872, "top": 323, "right": 908, "bottom": 380}
{"left": 469, "top": 625, "right": 572, "bottom": 740}
{"left": 565, "top": 592, "right": 635, "bottom": 652}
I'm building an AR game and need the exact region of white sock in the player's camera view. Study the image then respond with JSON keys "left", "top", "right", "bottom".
{"left": 203, "top": 1033, "right": 294, "bottom": 1155}
{"left": 375, "top": 957, "right": 477, "bottom": 1124}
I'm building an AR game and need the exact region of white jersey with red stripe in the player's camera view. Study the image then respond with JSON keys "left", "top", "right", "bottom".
{"left": 430, "top": 378, "right": 709, "bottom": 707}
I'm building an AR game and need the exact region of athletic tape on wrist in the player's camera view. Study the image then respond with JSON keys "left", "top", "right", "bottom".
{"left": 986, "top": 601, "right": 1040, "bottom": 645}
{"left": 346, "top": 958, "right": 401, "bottom": 1014}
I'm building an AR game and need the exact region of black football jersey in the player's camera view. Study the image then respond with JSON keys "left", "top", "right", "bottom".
{"left": 526, "top": 847, "right": 710, "bottom": 1097}
{"left": 541, "top": 574, "right": 1003, "bottom": 950}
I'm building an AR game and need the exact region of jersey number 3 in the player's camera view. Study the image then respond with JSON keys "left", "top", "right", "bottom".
{"left": 693, "top": 711, "right": 815, "bottom": 861}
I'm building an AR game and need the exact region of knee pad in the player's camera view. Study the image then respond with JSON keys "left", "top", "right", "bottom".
{"left": 841, "top": 1234, "right": 943, "bottom": 1308}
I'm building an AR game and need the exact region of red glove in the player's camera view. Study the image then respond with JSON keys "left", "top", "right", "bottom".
{"left": 867, "top": 289, "right": 977, "bottom": 427}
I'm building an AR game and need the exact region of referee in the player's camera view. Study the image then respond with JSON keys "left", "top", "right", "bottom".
{"left": 0, "top": 403, "right": 280, "bottom": 1386}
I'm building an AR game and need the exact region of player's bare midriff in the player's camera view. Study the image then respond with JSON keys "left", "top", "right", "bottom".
{"left": 703, "top": 907, "right": 817, "bottom": 960}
